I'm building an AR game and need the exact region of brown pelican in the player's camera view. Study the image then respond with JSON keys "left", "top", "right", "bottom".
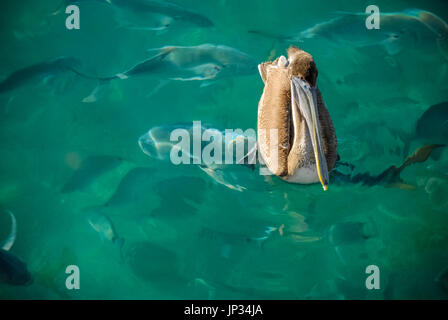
{"left": 257, "top": 46, "right": 337, "bottom": 190}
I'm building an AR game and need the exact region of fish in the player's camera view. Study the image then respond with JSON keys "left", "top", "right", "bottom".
{"left": 250, "top": 9, "right": 448, "bottom": 58}
{"left": 102, "top": 44, "right": 256, "bottom": 82}
{"left": 151, "top": 176, "right": 206, "bottom": 219}
{"left": 138, "top": 123, "right": 257, "bottom": 191}
{"left": 257, "top": 46, "right": 337, "bottom": 191}
{"left": 87, "top": 212, "right": 125, "bottom": 258}
{"left": 332, "top": 144, "right": 445, "bottom": 188}
{"left": 138, "top": 123, "right": 195, "bottom": 161}
{"left": 84, "top": 44, "right": 256, "bottom": 102}
{"left": 61, "top": 155, "right": 123, "bottom": 193}
{"left": 328, "top": 218, "right": 378, "bottom": 246}
{"left": 105, "top": 167, "right": 156, "bottom": 207}
{"left": 59, "top": 0, "right": 213, "bottom": 29}
{"left": 415, "top": 102, "right": 448, "bottom": 145}
{"left": 248, "top": 220, "right": 318, "bottom": 247}
{"left": 395, "top": 102, "right": 448, "bottom": 157}
{"left": 125, "top": 241, "right": 185, "bottom": 288}
{"left": 113, "top": 0, "right": 213, "bottom": 28}
{"left": 0, "top": 211, "right": 33, "bottom": 286}
{"left": 0, "top": 56, "right": 84, "bottom": 94}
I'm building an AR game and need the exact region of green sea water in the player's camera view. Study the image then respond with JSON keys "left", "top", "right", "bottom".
{"left": 1, "top": 0, "right": 448, "bottom": 299}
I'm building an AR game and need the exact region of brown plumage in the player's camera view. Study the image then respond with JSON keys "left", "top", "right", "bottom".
{"left": 257, "top": 46, "right": 337, "bottom": 186}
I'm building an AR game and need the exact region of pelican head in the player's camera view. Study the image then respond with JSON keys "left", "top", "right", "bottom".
{"left": 257, "top": 46, "right": 337, "bottom": 190}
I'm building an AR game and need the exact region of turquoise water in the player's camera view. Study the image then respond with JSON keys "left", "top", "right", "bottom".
{"left": 1, "top": 0, "right": 448, "bottom": 299}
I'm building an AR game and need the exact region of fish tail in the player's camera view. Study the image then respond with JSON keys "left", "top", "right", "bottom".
{"left": 1, "top": 210, "right": 17, "bottom": 251}
{"left": 373, "top": 144, "right": 445, "bottom": 187}
{"left": 49, "top": 0, "right": 66, "bottom": 16}
{"left": 81, "top": 79, "right": 113, "bottom": 103}
{"left": 299, "top": 28, "right": 316, "bottom": 40}
{"left": 264, "top": 226, "right": 278, "bottom": 235}
{"left": 247, "top": 236, "right": 269, "bottom": 248}
{"left": 68, "top": 66, "right": 115, "bottom": 82}
{"left": 399, "top": 144, "right": 445, "bottom": 169}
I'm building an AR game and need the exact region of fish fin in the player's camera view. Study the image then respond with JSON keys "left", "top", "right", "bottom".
{"left": 395, "top": 130, "right": 414, "bottom": 157}
{"left": 403, "top": 8, "right": 425, "bottom": 18}
{"left": 146, "top": 46, "right": 177, "bottom": 55}
{"left": 200, "top": 81, "right": 216, "bottom": 88}
{"left": 374, "top": 144, "right": 445, "bottom": 185}
{"left": 264, "top": 226, "right": 278, "bottom": 235}
{"left": 114, "top": 237, "right": 125, "bottom": 261}
{"left": 387, "top": 182, "right": 416, "bottom": 190}
{"left": 230, "top": 136, "right": 258, "bottom": 166}
{"left": 116, "top": 73, "right": 128, "bottom": 80}
{"left": 82, "top": 81, "right": 110, "bottom": 103}
{"left": 170, "top": 75, "right": 217, "bottom": 81}
{"left": 49, "top": 0, "right": 65, "bottom": 16}
{"left": 1, "top": 210, "right": 17, "bottom": 251}
{"left": 247, "top": 236, "right": 269, "bottom": 248}
{"left": 332, "top": 10, "right": 366, "bottom": 16}
{"left": 123, "top": 25, "right": 169, "bottom": 32}
{"left": 400, "top": 144, "right": 445, "bottom": 168}
{"left": 4, "top": 96, "right": 15, "bottom": 114}
{"left": 155, "top": 27, "right": 170, "bottom": 36}
{"left": 382, "top": 33, "right": 403, "bottom": 55}
{"left": 146, "top": 80, "right": 170, "bottom": 98}
{"left": 334, "top": 246, "right": 347, "bottom": 266}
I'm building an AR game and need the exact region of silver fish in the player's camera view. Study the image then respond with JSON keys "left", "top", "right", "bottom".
{"left": 60, "top": 0, "right": 213, "bottom": 29}
{"left": 252, "top": 9, "right": 448, "bottom": 58}
{"left": 102, "top": 44, "right": 256, "bottom": 82}
{"left": 138, "top": 123, "right": 257, "bottom": 191}
{"left": 84, "top": 44, "right": 256, "bottom": 102}
{"left": 87, "top": 212, "right": 125, "bottom": 256}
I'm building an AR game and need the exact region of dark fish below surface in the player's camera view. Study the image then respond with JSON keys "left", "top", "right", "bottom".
{"left": 332, "top": 144, "right": 445, "bottom": 188}
{"left": 0, "top": 250, "right": 33, "bottom": 286}
{"left": 61, "top": 155, "right": 123, "bottom": 193}
{"left": 416, "top": 102, "right": 448, "bottom": 144}
{"left": 397, "top": 101, "right": 448, "bottom": 156}
{"left": 0, "top": 211, "right": 32, "bottom": 286}
{"left": 0, "top": 56, "right": 83, "bottom": 94}
{"left": 151, "top": 176, "right": 206, "bottom": 219}
{"left": 106, "top": 167, "right": 156, "bottom": 207}
{"left": 126, "top": 241, "right": 186, "bottom": 294}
